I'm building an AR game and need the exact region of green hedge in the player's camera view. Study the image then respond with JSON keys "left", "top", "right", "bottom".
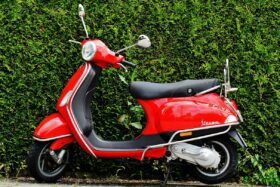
{"left": 0, "top": 0, "right": 279, "bottom": 185}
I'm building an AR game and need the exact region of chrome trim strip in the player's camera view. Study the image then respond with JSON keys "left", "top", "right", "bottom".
{"left": 228, "top": 130, "right": 247, "bottom": 148}
{"left": 59, "top": 90, "right": 73, "bottom": 107}
{"left": 236, "top": 110, "right": 244, "bottom": 122}
{"left": 81, "top": 124, "right": 238, "bottom": 152}
{"left": 65, "top": 65, "right": 239, "bottom": 156}
{"left": 84, "top": 145, "right": 143, "bottom": 152}
{"left": 67, "top": 63, "right": 97, "bottom": 157}
{"left": 140, "top": 123, "right": 237, "bottom": 160}
{"left": 196, "top": 85, "right": 221, "bottom": 96}
{"left": 168, "top": 122, "right": 238, "bottom": 143}
{"left": 224, "top": 98, "right": 244, "bottom": 122}
{"left": 33, "top": 134, "right": 72, "bottom": 142}
{"left": 67, "top": 64, "right": 144, "bottom": 153}
{"left": 83, "top": 126, "right": 237, "bottom": 153}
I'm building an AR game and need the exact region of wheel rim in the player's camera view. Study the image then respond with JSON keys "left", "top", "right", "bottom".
{"left": 37, "top": 143, "right": 69, "bottom": 178}
{"left": 196, "top": 140, "right": 230, "bottom": 177}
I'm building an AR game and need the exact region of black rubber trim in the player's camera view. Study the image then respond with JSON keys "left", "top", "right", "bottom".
{"left": 72, "top": 63, "right": 102, "bottom": 136}
{"left": 171, "top": 126, "right": 233, "bottom": 141}
{"left": 87, "top": 131, "right": 166, "bottom": 150}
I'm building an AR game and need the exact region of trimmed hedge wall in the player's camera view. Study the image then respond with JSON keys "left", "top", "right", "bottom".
{"left": 0, "top": 0, "right": 279, "bottom": 185}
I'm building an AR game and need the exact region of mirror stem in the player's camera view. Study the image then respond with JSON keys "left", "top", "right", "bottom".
{"left": 69, "top": 40, "right": 81, "bottom": 44}
{"left": 226, "top": 59, "right": 230, "bottom": 86}
{"left": 116, "top": 44, "right": 137, "bottom": 55}
{"left": 79, "top": 4, "right": 89, "bottom": 38}
{"left": 80, "top": 16, "right": 89, "bottom": 38}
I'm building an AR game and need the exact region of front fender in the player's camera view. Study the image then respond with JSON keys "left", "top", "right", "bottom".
{"left": 34, "top": 113, "right": 72, "bottom": 141}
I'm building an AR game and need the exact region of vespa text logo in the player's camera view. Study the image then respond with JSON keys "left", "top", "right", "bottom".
{"left": 211, "top": 105, "right": 231, "bottom": 116}
{"left": 201, "top": 120, "right": 220, "bottom": 126}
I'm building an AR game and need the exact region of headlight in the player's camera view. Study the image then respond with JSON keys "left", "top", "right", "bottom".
{"left": 82, "top": 41, "right": 96, "bottom": 61}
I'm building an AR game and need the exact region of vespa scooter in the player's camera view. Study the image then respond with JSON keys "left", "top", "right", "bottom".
{"left": 28, "top": 4, "right": 247, "bottom": 185}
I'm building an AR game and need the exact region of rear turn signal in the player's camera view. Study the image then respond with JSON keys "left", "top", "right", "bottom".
{"left": 180, "top": 132, "right": 192, "bottom": 137}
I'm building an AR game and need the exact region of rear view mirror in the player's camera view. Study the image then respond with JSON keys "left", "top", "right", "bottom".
{"left": 78, "top": 4, "right": 89, "bottom": 38}
{"left": 136, "top": 35, "right": 151, "bottom": 48}
{"left": 79, "top": 4, "right": 85, "bottom": 18}
{"left": 115, "top": 35, "right": 151, "bottom": 55}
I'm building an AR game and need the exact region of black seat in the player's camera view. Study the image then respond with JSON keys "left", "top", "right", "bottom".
{"left": 129, "top": 79, "right": 220, "bottom": 100}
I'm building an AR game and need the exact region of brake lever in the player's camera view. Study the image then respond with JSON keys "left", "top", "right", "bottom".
{"left": 117, "top": 63, "right": 128, "bottom": 72}
{"left": 68, "top": 40, "right": 81, "bottom": 44}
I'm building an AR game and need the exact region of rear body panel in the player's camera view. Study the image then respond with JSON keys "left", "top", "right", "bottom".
{"left": 138, "top": 93, "right": 239, "bottom": 135}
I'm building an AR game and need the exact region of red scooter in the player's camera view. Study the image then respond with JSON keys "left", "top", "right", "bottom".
{"left": 28, "top": 4, "right": 247, "bottom": 185}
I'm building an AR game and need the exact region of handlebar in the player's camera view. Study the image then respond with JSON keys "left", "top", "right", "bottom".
{"left": 120, "top": 60, "right": 136, "bottom": 68}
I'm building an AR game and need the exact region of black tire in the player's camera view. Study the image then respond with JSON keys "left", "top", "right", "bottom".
{"left": 189, "top": 137, "right": 237, "bottom": 184}
{"left": 28, "top": 141, "right": 70, "bottom": 182}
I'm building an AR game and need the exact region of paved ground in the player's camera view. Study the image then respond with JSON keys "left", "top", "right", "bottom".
{"left": 0, "top": 178, "right": 264, "bottom": 187}
{"left": 0, "top": 181, "right": 120, "bottom": 187}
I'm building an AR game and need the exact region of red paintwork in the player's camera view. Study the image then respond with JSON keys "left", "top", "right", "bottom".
{"left": 57, "top": 62, "right": 166, "bottom": 159}
{"left": 92, "top": 147, "right": 166, "bottom": 160}
{"left": 50, "top": 136, "right": 74, "bottom": 151}
{"left": 34, "top": 113, "right": 71, "bottom": 139}
{"left": 230, "top": 99, "right": 239, "bottom": 110}
{"left": 56, "top": 64, "right": 87, "bottom": 112}
{"left": 56, "top": 63, "right": 92, "bottom": 155}
{"left": 34, "top": 38, "right": 240, "bottom": 160}
{"left": 138, "top": 94, "right": 238, "bottom": 135}
{"left": 81, "top": 39, "right": 124, "bottom": 68}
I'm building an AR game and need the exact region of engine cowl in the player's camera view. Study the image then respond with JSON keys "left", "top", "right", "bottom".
{"left": 170, "top": 143, "right": 221, "bottom": 169}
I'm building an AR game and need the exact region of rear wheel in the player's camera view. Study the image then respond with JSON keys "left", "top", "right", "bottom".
{"left": 28, "top": 141, "right": 70, "bottom": 182}
{"left": 189, "top": 137, "right": 237, "bottom": 184}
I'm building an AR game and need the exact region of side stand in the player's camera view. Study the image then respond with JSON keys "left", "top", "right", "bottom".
{"left": 160, "top": 161, "right": 172, "bottom": 187}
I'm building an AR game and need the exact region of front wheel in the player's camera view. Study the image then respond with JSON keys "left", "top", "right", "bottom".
{"left": 28, "top": 141, "right": 70, "bottom": 182}
{"left": 189, "top": 137, "right": 238, "bottom": 184}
